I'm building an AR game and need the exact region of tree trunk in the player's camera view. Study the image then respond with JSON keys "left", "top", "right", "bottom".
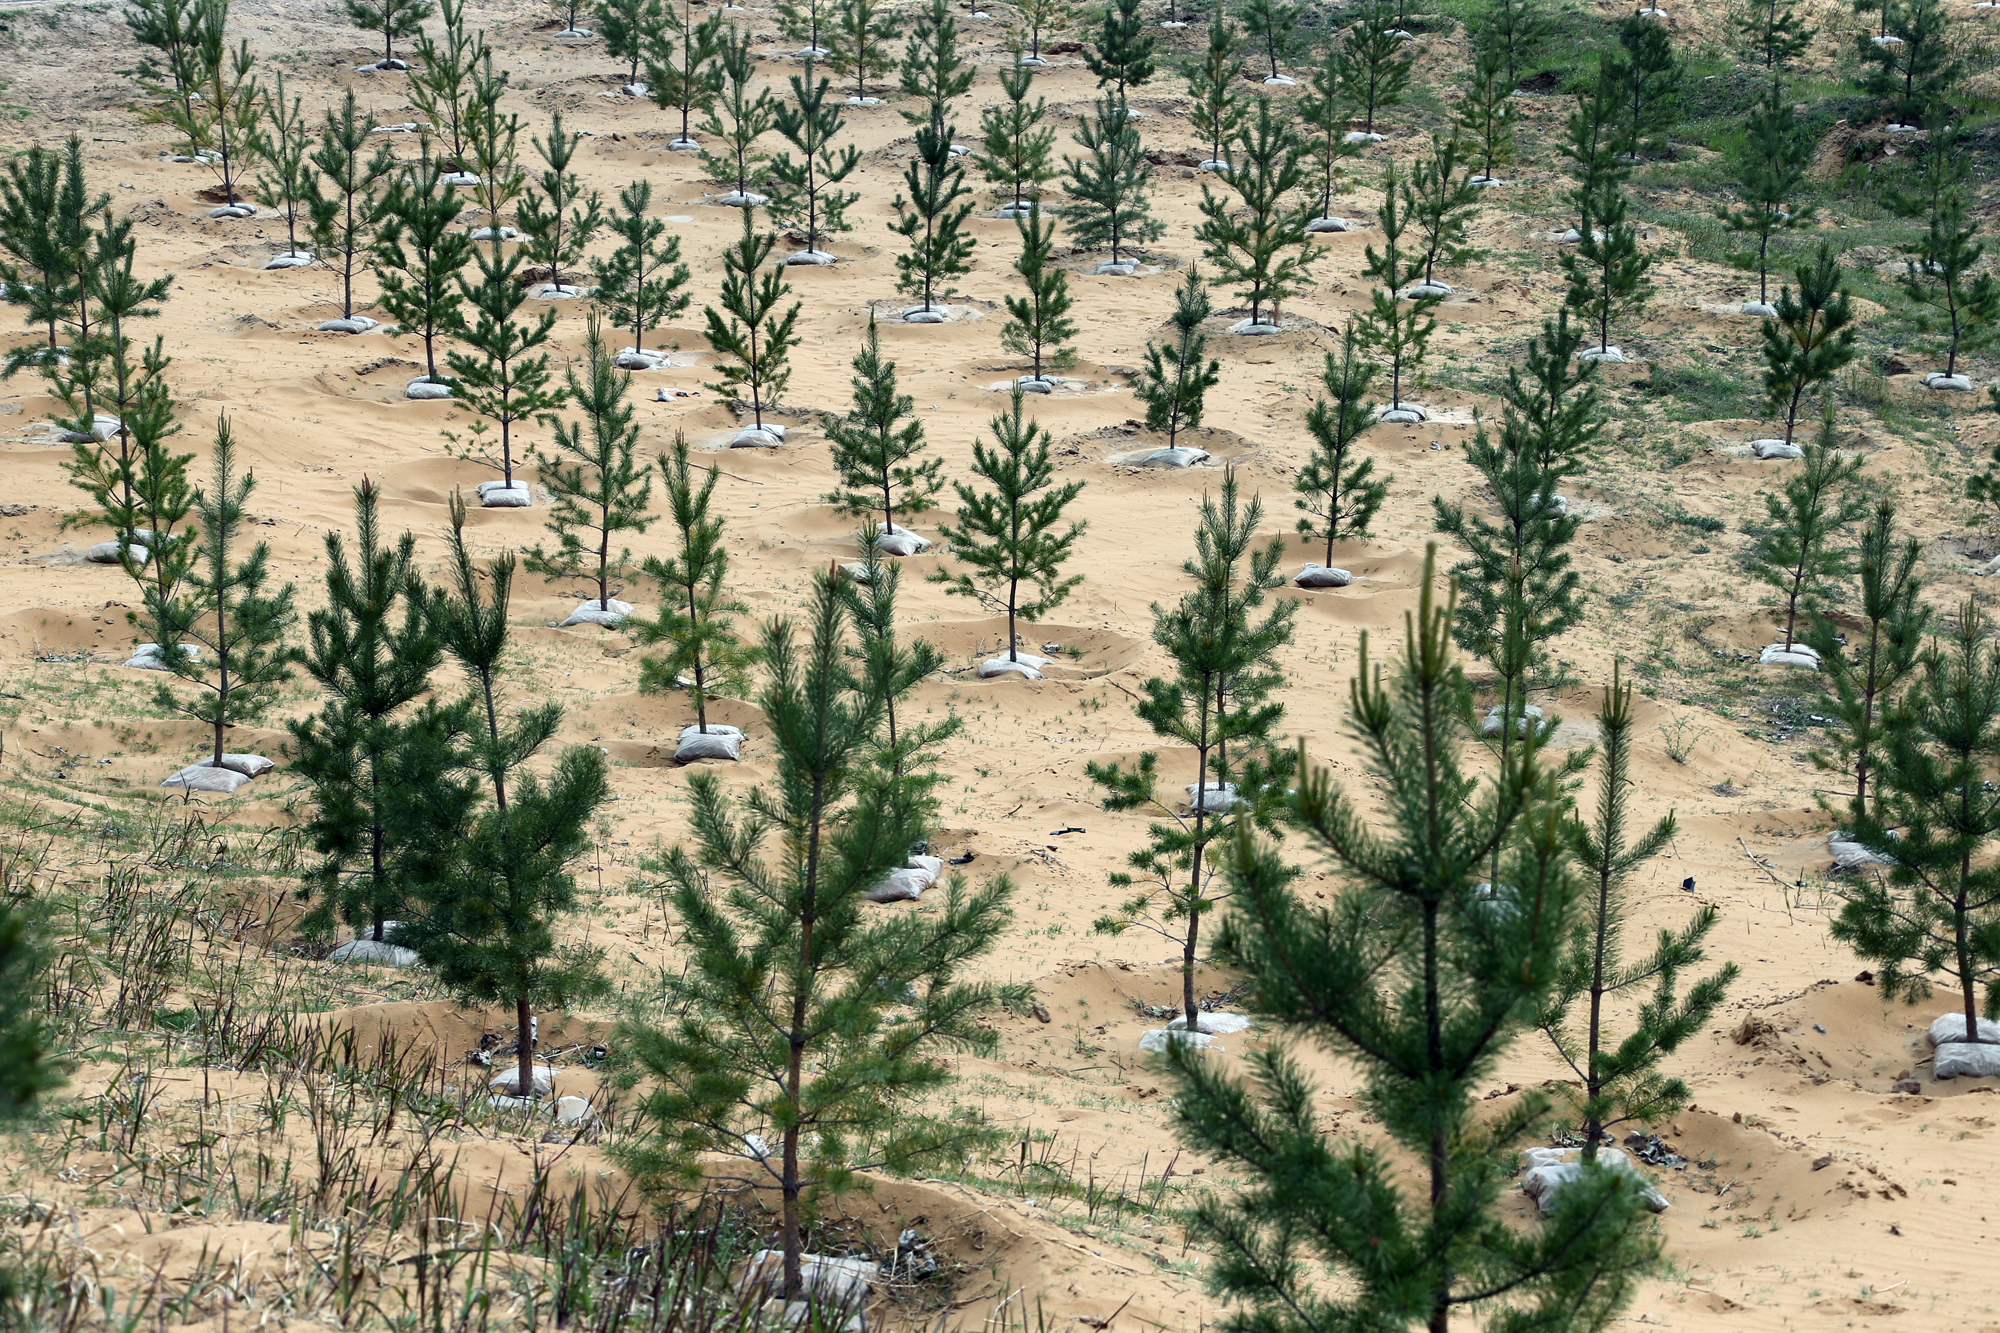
{"left": 1581, "top": 858, "right": 1611, "bottom": 1163}
{"left": 689, "top": 582, "right": 709, "bottom": 731}
{"left": 1425, "top": 898, "right": 1450, "bottom": 1333}
{"left": 782, "top": 775, "right": 825, "bottom": 1299}
{"left": 1006, "top": 576, "right": 1018, "bottom": 661}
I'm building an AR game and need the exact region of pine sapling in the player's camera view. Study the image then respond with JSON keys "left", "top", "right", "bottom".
{"left": 768, "top": 64, "right": 863, "bottom": 261}
{"left": 1887, "top": 121, "right": 1999, "bottom": 384}
{"left": 373, "top": 153, "right": 476, "bottom": 387}
{"left": 598, "top": 0, "right": 664, "bottom": 92}
{"left": 1240, "top": 0, "right": 1304, "bottom": 82}
{"left": 1016, "top": 0, "right": 1058, "bottom": 64}
{"left": 1196, "top": 97, "right": 1315, "bottom": 329}
{"left": 1294, "top": 322, "right": 1388, "bottom": 564}
{"left": 647, "top": 0, "right": 725, "bottom": 148}
{"left": 1760, "top": 240, "right": 1857, "bottom": 444}
{"left": 1558, "top": 106, "right": 1651, "bottom": 361}
{"left": 1855, "top": 0, "right": 1958, "bottom": 129}
{"left": 1456, "top": 44, "right": 1517, "bottom": 184}
{"left": 1538, "top": 664, "right": 1737, "bottom": 1159}
{"left": 1084, "top": 0, "right": 1155, "bottom": 107}
{"left": 1751, "top": 403, "right": 1866, "bottom": 650}
{"left": 973, "top": 55, "right": 1055, "bottom": 215}
{"left": 526, "top": 318, "right": 655, "bottom": 618}
{"left": 1472, "top": 0, "right": 1548, "bottom": 88}
{"left": 823, "top": 318, "right": 944, "bottom": 538}
{"left": 1610, "top": 13, "right": 1676, "bottom": 159}
{"left": 0, "top": 138, "right": 100, "bottom": 372}
{"left": 898, "top": 0, "right": 973, "bottom": 125}
{"left": 890, "top": 114, "right": 976, "bottom": 315}
{"left": 1716, "top": 79, "right": 1814, "bottom": 311}
{"left": 703, "top": 213, "right": 803, "bottom": 433}
{"left": 1189, "top": 10, "right": 1246, "bottom": 173}
{"left": 828, "top": 0, "right": 898, "bottom": 103}
{"left": 462, "top": 52, "right": 527, "bottom": 240}
{"left": 251, "top": 73, "right": 315, "bottom": 261}
{"left": 1804, "top": 499, "right": 1928, "bottom": 822}
{"left": 1835, "top": 602, "right": 2000, "bottom": 1058}
{"left": 1355, "top": 163, "right": 1438, "bottom": 413}
{"left": 346, "top": 0, "right": 433, "bottom": 70}
{"left": 517, "top": 111, "right": 605, "bottom": 298}
{"left": 445, "top": 218, "right": 564, "bottom": 488}
{"left": 1062, "top": 96, "right": 1163, "bottom": 270}
{"left": 126, "top": 0, "right": 204, "bottom": 154}
{"left": 591, "top": 180, "right": 692, "bottom": 365}
{"left": 149, "top": 415, "right": 296, "bottom": 773}
{"left": 1406, "top": 131, "right": 1481, "bottom": 289}
{"left": 777, "top": 0, "right": 829, "bottom": 56}
{"left": 1738, "top": 0, "right": 1812, "bottom": 69}
{"left": 161, "top": 6, "right": 263, "bottom": 210}
{"left": 1335, "top": 0, "right": 1416, "bottom": 136}
{"left": 999, "top": 206, "right": 1077, "bottom": 388}
{"left": 932, "top": 390, "right": 1087, "bottom": 663}
{"left": 409, "top": 0, "right": 485, "bottom": 169}
{"left": 307, "top": 91, "right": 393, "bottom": 325}
{"left": 1134, "top": 265, "right": 1221, "bottom": 452}
{"left": 633, "top": 435, "right": 759, "bottom": 732}
{"left": 698, "top": 27, "right": 775, "bottom": 204}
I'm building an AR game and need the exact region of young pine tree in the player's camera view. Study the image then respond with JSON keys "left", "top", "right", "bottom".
{"left": 307, "top": 91, "right": 393, "bottom": 328}
{"left": 1062, "top": 96, "right": 1163, "bottom": 271}
{"left": 1887, "top": 121, "right": 1999, "bottom": 385}
{"left": 1172, "top": 553, "right": 1665, "bottom": 1333}
{"left": 1717, "top": 80, "right": 1814, "bottom": 312}
{"left": 1295, "top": 323, "right": 1389, "bottom": 566}
{"left": 1196, "top": 98, "right": 1315, "bottom": 329}
{"left": 591, "top": 179, "right": 693, "bottom": 367}
{"left": 163, "top": 10, "right": 263, "bottom": 211}
{"left": 517, "top": 111, "right": 605, "bottom": 298}
{"left": 290, "top": 478, "right": 444, "bottom": 942}
{"left": 526, "top": 319, "right": 654, "bottom": 620}
{"left": 620, "top": 568, "right": 1019, "bottom": 1301}
{"left": 372, "top": 153, "right": 476, "bottom": 389}
{"left": 1472, "top": 0, "right": 1548, "bottom": 88}
{"left": 647, "top": 0, "right": 725, "bottom": 148}
{"left": 1738, "top": 0, "right": 1813, "bottom": 70}
{"left": 1855, "top": 0, "right": 1958, "bottom": 129}
{"left": 1000, "top": 207, "right": 1077, "bottom": 389}
{"left": 704, "top": 213, "right": 803, "bottom": 436}
{"left": 699, "top": 27, "right": 776, "bottom": 205}
{"left": 890, "top": 115, "right": 977, "bottom": 316}
{"left": 1610, "top": 13, "right": 1677, "bottom": 159}
{"left": 634, "top": 435, "right": 758, "bottom": 734}
{"left": 1538, "top": 666, "right": 1737, "bottom": 1158}
{"left": 1835, "top": 603, "right": 2000, "bottom": 1056}
{"left": 1356, "top": 164, "right": 1438, "bottom": 413}
{"left": 1804, "top": 499, "right": 1928, "bottom": 823}
{"left": 1751, "top": 404, "right": 1866, "bottom": 650}
{"left": 1558, "top": 96, "right": 1651, "bottom": 362}
{"left": 777, "top": 0, "right": 829, "bottom": 56}
{"left": 841, "top": 539, "right": 951, "bottom": 772}
{"left": 1016, "top": 0, "right": 1059, "bottom": 64}
{"left": 409, "top": 0, "right": 485, "bottom": 169}
{"left": 346, "top": 0, "right": 433, "bottom": 70}
{"left": 598, "top": 0, "right": 665, "bottom": 92}
{"left": 823, "top": 319, "right": 945, "bottom": 539}
{"left": 250, "top": 73, "right": 316, "bottom": 262}
{"left": 150, "top": 416, "right": 296, "bottom": 775}
{"left": 399, "top": 495, "right": 612, "bottom": 1102}
{"left": 126, "top": 0, "right": 204, "bottom": 154}
{"left": 1092, "top": 474, "right": 1295, "bottom": 1033}
{"left": 974, "top": 56, "right": 1055, "bottom": 215}
{"left": 1336, "top": 0, "right": 1417, "bottom": 137}
{"left": 1761, "top": 240, "right": 1857, "bottom": 445}
{"left": 1406, "top": 131, "right": 1481, "bottom": 290}
{"left": 1240, "top": 0, "right": 1304, "bottom": 82}
{"left": 898, "top": 0, "right": 973, "bottom": 125}
{"left": 1134, "top": 265, "right": 1222, "bottom": 452}
{"left": 1084, "top": 0, "right": 1155, "bottom": 107}
{"left": 445, "top": 215, "right": 564, "bottom": 491}
{"left": 1457, "top": 43, "right": 1518, "bottom": 184}
{"left": 0, "top": 138, "right": 100, "bottom": 373}
{"left": 932, "top": 390, "right": 1087, "bottom": 665}
{"left": 1189, "top": 9, "right": 1246, "bottom": 173}
{"left": 827, "top": 0, "right": 898, "bottom": 103}
{"left": 769, "top": 65, "right": 864, "bottom": 262}
{"left": 462, "top": 52, "right": 528, "bottom": 241}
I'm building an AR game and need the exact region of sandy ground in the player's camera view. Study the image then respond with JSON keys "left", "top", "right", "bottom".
{"left": 4, "top": 0, "right": 2000, "bottom": 1326}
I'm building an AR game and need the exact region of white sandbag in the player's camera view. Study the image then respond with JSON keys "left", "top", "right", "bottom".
{"left": 1378, "top": 402, "right": 1427, "bottom": 423}
{"left": 216, "top": 753, "right": 274, "bottom": 776}
{"left": 263, "top": 251, "right": 314, "bottom": 269}
{"left": 677, "top": 724, "right": 744, "bottom": 761}
{"left": 866, "top": 867, "right": 934, "bottom": 902}
{"left": 1760, "top": 642, "right": 1818, "bottom": 669}
{"left": 162, "top": 763, "right": 253, "bottom": 793}
{"left": 1555, "top": 228, "right": 1606, "bottom": 244}
{"left": 1481, "top": 704, "right": 1543, "bottom": 736}
{"left": 1740, "top": 301, "right": 1776, "bottom": 316}
{"left": 1199, "top": 157, "right": 1230, "bottom": 172}
{"left": 742, "top": 1250, "right": 874, "bottom": 1304}
{"left": 616, "top": 348, "right": 669, "bottom": 369}
{"left": 318, "top": 316, "right": 378, "bottom": 334}
{"left": 1229, "top": 319, "right": 1282, "bottom": 336}
{"left": 1305, "top": 216, "right": 1353, "bottom": 232}
{"left": 667, "top": 137, "right": 700, "bottom": 151}
{"left": 1139, "top": 1027, "right": 1219, "bottom": 1053}
{"left": 902, "top": 305, "right": 948, "bottom": 323}
{"left": 1184, "top": 782, "right": 1241, "bottom": 813}
{"left": 619, "top": 81, "right": 649, "bottom": 96}
{"left": 327, "top": 937, "right": 422, "bottom": 967}
{"left": 406, "top": 377, "right": 455, "bottom": 399}
{"left": 560, "top": 597, "right": 632, "bottom": 628}
{"left": 1928, "top": 1013, "right": 2000, "bottom": 1046}
{"left": 1402, "top": 281, "right": 1452, "bottom": 298}
{"left": 61, "top": 413, "right": 124, "bottom": 443}
{"left": 995, "top": 200, "right": 1040, "bottom": 217}
{"left": 875, "top": 527, "right": 931, "bottom": 555}
{"left": 1168, "top": 1011, "right": 1253, "bottom": 1034}
{"left": 125, "top": 642, "right": 198, "bottom": 670}
{"left": 1829, "top": 831, "right": 1894, "bottom": 869}
{"left": 1015, "top": 374, "right": 1058, "bottom": 393}
{"left": 1096, "top": 259, "right": 1138, "bottom": 276}
{"left": 1470, "top": 880, "right": 1520, "bottom": 922}
{"left": 554, "top": 1095, "right": 594, "bottom": 1126}
{"left": 489, "top": 1064, "right": 555, "bottom": 1096}
{"left": 87, "top": 540, "right": 148, "bottom": 565}
{"left": 1468, "top": 174, "right": 1506, "bottom": 187}
{"left": 469, "top": 225, "right": 520, "bottom": 241}
{"left": 534, "top": 283, "right": 591, "bottom": 299}
{"left": 1529, "top": 493, "right": 1569, "bottom": 517}
{"left": 732, "top": 427, "right": 784, "bottom": 448}
{"left": 1750, "top": 438, "right": 1803, "bottom": 460}
{"left": 785, "top": 249, "right": 837, "bottom": 266}
{"left": 1137, "top": 445, "right": 1210, "bottom": 467}
{"left": 207, "top": 203, "right": 256, "bottom": 219}
{"left": 844, "top": 96, "right": 882, "bottom": 105}
{"left": 980, "top": 652, "right": 1049, "bottom": 681}
{"left": 1931, "top": 1013, "right": 2000, "bottom": 1078}
{"left": 1520, "top": 1146, "right": 1669, "bottom": 1214}
{"left": 1294, "top": 563, "right": 1351, "bottom": 588}
{"left": 1576, "top": 345, "right": 1627, "bottom": 363}
{"left": 554, "top": 25, "right": 593, "bottom": 35}
{"left": 838, "top": 561, "right": 876, "bottom": 583}
{"left": 1928, "top": 373, "right": 1973, "bottom": 391}
{"left": 478, "top": 481, "right": 532, "bottom": 507}
{"left": 1017, "top": 53, "right": 1047, "bottom": 66}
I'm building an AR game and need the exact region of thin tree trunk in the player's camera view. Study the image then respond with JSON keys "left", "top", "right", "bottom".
{"left": 782, "top": 776, "right": 825, "bottom": 1299}
{"left": 688, "top": 581, "right": 709, "bottom": 731}
{"left": 1582, "top": 855, "right": 1610, "bottom": 1162}
{"left": 1426, "top": 898, "right": 1449, "bottom": 1333}
{"left": 517, "top": 993, "right": 534, "bottom": 1101}
{"left": 1006, "top": 575, "right": 1018, "bottom": 661}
